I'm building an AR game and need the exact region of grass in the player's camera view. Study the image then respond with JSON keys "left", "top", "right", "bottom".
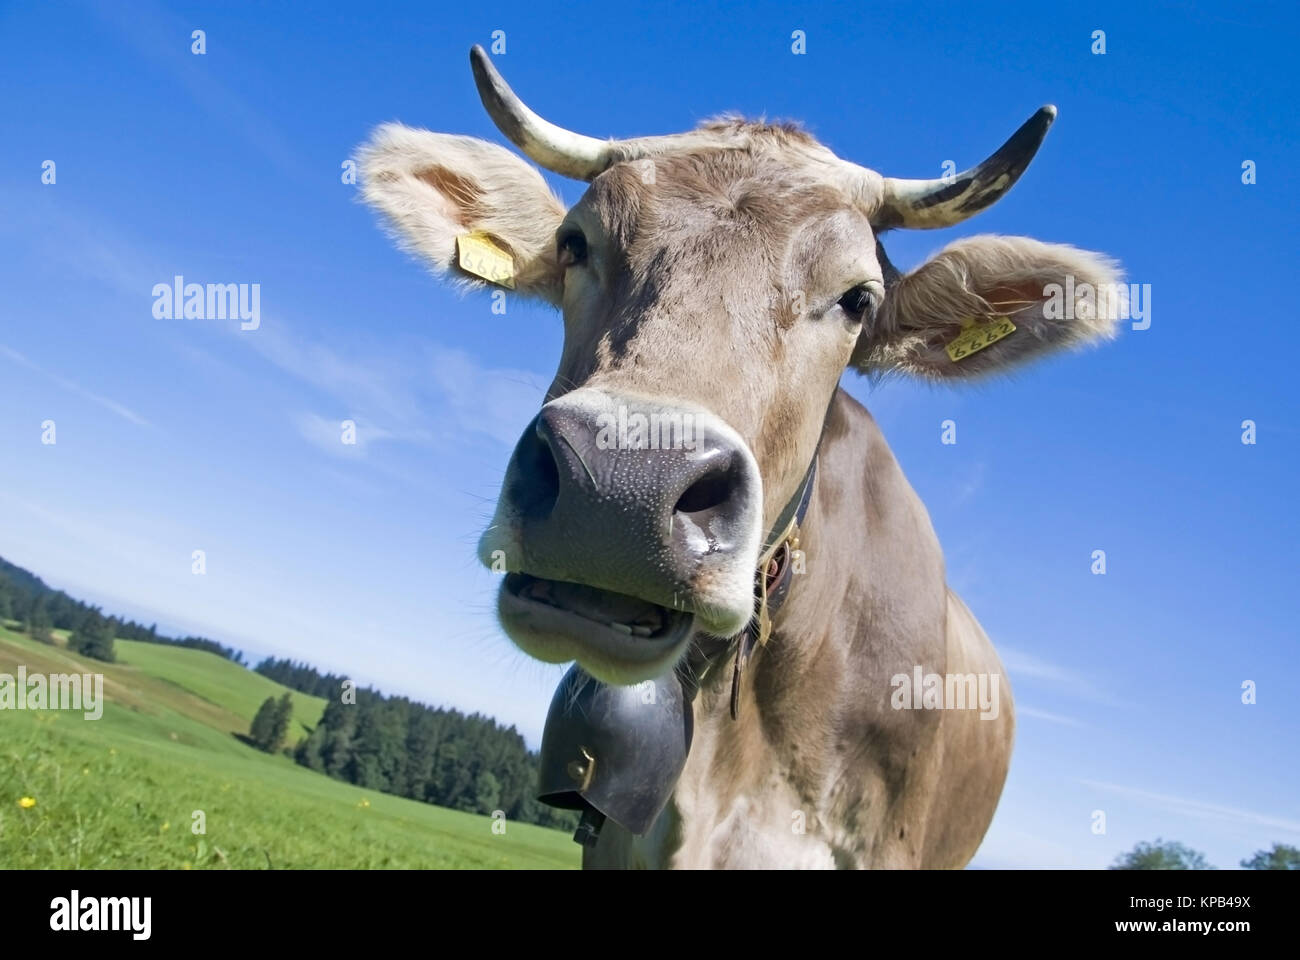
{"left": 113, "top": 638, "right": 327, "bottom": 743}
{"left": 0, "top": 625, "right": 578, "bottom": 869}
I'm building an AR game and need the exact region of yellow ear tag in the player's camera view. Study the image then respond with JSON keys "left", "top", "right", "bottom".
{"left": 455, "top": 233, "right": 516, "bottom": 289}
{"left": 945, "top": 315, "right": 1016, "bottom": 362}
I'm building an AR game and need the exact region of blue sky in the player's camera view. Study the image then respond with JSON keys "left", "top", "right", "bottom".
{"left": 1, "top": 0, "right": 1296, "bottom": 868}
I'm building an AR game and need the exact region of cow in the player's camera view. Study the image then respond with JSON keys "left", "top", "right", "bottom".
{"left": 359, "top": 47, "right": 1120, "bottom": 868}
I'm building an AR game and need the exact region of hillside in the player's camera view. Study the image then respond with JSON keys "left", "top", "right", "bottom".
{"left": 0, "top": 623, "right": 578, "bottom": 868}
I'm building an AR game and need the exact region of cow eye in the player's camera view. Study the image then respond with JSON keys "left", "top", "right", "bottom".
{"left": 838, "top": 282, "right": 881, "bottom": 323}
{"left": 557, "top": 229, "right": 588, "bottom": 268}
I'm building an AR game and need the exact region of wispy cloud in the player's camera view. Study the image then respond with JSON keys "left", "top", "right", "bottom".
{"left": 0, "top": 186, "right": 163, "bottom": 302}
{"left": 294, "top": 412, "right": 396, "bottom": 458}
{"left": 87, "top": 0, "right": 306, "bottom": 179}
{"left": 999, "top": 645, "right": 1112, "bottom": 705}
{"left": 426, "top": 345, "right": 546, "bottom": 446}
{"left": 240, "top": 323, "right": 420, "bottom": 426}
{"left": 1080, "top": 780, "right": 1300, "bottom": 836}
{"left": 0, "top": 490, "right": 175, "bottom": 581}
{"left": 1017, "top": 705, "right": 1086, "bottom": 728}
{"left": 0, "top": 343, "right": 151, "bottom": 427}
{"left": 999, "top": 646, "right": 1079, "bottom": 683}
{"left": 971, "top": 826, "right": 1091, "bottom": 870}
{"left": 952, "top": 459, "right": 987, "bottom": 506}
{"left": 237, "top": 318, "right": 543, "bottom": 453}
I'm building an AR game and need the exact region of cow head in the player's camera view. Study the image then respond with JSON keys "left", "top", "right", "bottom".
{"left": 360, "top": 47, "right": 1120, "bottom": 685}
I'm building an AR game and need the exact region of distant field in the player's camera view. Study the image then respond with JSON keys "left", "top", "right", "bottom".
{"left": 114, "top": 638, "right": 327, "bottom": 742}
{"left": 0, "top": 625, "right": 578, "bottom": 869}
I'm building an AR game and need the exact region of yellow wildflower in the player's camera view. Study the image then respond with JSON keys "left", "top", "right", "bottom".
{"left": 18, "top": 796, "right": 36, "bottom": 809}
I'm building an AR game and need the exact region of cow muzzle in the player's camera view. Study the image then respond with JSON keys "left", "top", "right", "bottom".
{"left": 480, "top": 388, "right": 763, "bottom": 684}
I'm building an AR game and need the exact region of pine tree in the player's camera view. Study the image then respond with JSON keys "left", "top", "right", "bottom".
{"left": 249, "top": 696, "right": 279, "bottom": 750}
{"left": 295, "top": 723, "right": 327, "bottom": 770}
{"left": 67, "top": 610, "right": 114, "bottom": 661}
{"left": 270, "top": 692, "right": 294, "bottom": 753}
{"left": 27, "top": 599, "right": 53, "bottom": 644}
{"left": 474, "top": 770, "right": 502, "bottom": 814}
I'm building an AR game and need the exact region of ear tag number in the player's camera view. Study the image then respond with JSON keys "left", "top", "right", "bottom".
{"left": 456, "top": 233, "right": 516, "bottom": 289}
{"left": 946, "top": 315, "right": 1016, "bottom": 362}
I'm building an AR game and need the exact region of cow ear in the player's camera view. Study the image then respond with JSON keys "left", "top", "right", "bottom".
{"left": 851, "top": 235, "right": 1123, "bottom": 379}
{"left": 359, "top": 123, "right": 567, "bottom": 304}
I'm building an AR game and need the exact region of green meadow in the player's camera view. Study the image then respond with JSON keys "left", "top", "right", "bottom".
{"left": 0, "top": 625, "right": 578, "bottom": 869}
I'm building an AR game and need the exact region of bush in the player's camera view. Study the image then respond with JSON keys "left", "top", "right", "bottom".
{"left": 67, "top": 612, "right": 116, "bottom": 662}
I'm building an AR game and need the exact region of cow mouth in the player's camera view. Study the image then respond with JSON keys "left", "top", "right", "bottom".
{"left": 499, "top": 573, "right": 694, "bottom": 678}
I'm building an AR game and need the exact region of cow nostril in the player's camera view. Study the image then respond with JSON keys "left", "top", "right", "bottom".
{"left": 510, "top": 420, "right": 560, "bottom": 520}
{"left": 674, "top": 464, "right": 735, "bottom": 516}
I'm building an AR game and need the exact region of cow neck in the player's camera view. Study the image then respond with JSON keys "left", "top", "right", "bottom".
{"left": 681, "top": 417, "right": 826, "bottom": 721}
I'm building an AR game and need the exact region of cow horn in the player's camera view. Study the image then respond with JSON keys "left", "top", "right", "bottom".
{"left": 873, "top": 106, "right": 1057, "bottom": 229}
{"left": 470, "top": 45, "right": 612, "bottom": 181}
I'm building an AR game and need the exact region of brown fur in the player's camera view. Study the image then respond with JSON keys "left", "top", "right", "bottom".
{"left": 359, "top": 114, "right": 1120, "bottom": 869}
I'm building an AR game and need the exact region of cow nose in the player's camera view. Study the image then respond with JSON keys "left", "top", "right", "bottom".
{"left": 524, "top": 403, "right": 750, "bottom": 551}
{"left": 531, "top": 406, "right": 746, "bottom": 526}
{"left": 499, "top": 392, "right": 762, "bottom": 615}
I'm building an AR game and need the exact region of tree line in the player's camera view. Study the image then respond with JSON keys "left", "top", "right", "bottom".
{"left": 0, "top": 554, "right": 574, "bottom": 831}
{"left": 256, "top": 658, "right": 578, "bottom": 830}
{"left": 1111, "top": 838, "right": 1299, "bottom": 870}
{"left": 254, "top": 657, "right": 348, "bottom": 699}
{"left": 0, "top": 555, "right": 245, "bottom": 664}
